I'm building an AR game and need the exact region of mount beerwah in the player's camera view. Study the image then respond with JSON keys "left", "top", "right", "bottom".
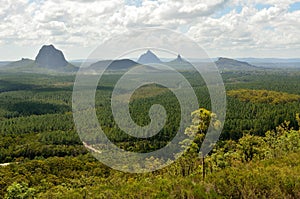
{"left": 35, "top": 45, "right": 68, "bottom": 69}
{"left": 0, "top": 44, "right": 266, "bottom": 74}
{"left": 3, "top": 45, "right": 77, "bottom": 73}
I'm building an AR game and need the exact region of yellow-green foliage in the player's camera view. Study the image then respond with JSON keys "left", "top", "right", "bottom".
{"left": 228, "top": 89, "right": 300, "bottom": 104}
{"left": 115, "top": 84, "right": 168, "bottom": 102}
{"left": 1, "top": 112, "right": 300, "bottom": 198}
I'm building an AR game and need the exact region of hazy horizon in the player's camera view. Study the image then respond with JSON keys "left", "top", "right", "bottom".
{"left": 1, "top": 45, "right": 300, "bottom": 63}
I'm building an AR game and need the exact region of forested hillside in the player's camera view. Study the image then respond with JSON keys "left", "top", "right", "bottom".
{"left": 0, "top": 70, "right": 299, "bottom": 198}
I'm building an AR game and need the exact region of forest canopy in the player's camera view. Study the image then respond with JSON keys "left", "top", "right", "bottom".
{"left": 228, "top": 89, "right": 300, "bottom": 104}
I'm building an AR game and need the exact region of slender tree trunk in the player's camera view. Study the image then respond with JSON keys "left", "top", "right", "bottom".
{"left": 202, "top": 156, "right": 205, "bottom": 181}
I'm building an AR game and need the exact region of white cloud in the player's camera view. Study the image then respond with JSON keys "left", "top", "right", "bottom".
{"left": 0, "top": 0, "right": 299, "bottom": 59}
{"left": 187, "top": 1, "right": 300, "bottom": 57}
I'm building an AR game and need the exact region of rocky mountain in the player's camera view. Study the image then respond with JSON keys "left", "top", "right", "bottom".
{"left": 35, "top": 45, "right": 67, "bottom": 68}
{"left": 215, "top": 57, "right": 258, "bottom": 71}
{"left": 169, "top": 55, "right": 187, "bottom": 63}
{"left": 2, "top": 45, "right": 78, "bottom": 73}
{"left": 166, "top": 54, "right": 194, "bottom": 70}
{"left": 168, "top": 54, "right": 193, "bottom": 65}
{"left": 35, "top": 45, "right": 76, "bottom": 71}
{"left": 137, "top": 50, "right": 162, "bottom": 64}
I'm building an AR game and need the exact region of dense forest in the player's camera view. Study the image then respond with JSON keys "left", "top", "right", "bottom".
{"left": 0, "top": 69, "right": 300, "bottom": 198}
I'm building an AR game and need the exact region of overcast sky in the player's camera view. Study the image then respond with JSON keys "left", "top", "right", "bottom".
{"left": 0, "top": 0, "right": 299, "bottom": 60}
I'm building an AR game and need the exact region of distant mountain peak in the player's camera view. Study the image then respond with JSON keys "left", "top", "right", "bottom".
{"left": 175, "top": 54, "right": 185, "bottom": 62}
{"left": 216, "top": 57, "right": 252, "bottom": 66}
{"left": 168, "top": 54, "right": 190, "bottom": 65}
{"left": 145, "top": 50, "right": 155, "bottom": 55}
{"left": 137, "top": 50, "right": 162, "bottom": 64}
{"left": 35, "top": 44, "right": 68, "bottom": 69}
{"left": 215, "top": 57, "right": 257, "bottom": 71}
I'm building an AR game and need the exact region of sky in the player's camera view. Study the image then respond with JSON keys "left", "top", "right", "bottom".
{"left": 0, "top": 0, "right": 300, "bottom": 60}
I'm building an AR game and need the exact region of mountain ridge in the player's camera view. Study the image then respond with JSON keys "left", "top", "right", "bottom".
{"left": 90, "top": 59, "right": 139, "bottom": 71}
{"left": 215, "top": 57, "right": 258, "bottom": 71}
{"left": 1, "top": 47, "right": 260, "bottom": 73}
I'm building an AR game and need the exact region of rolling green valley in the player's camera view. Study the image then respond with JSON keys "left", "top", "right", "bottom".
{"left": 0, "top": 63, "right": 300, "bottom": 198}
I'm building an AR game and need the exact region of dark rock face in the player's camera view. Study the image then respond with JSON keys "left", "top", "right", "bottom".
{"left": 170, "top": 54, "right": 189, "bottom": 63}
{"left": 35, "top": 45, "right": 68, "bottom": 69}
{"left": 137, "top": 50, "right": 162, "bottom": 64}
{"left": 176, "top": 54, "right": 183, "bottom": 62}
{"left": 167, "top": 54, "right": 193, "bottom": 70}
